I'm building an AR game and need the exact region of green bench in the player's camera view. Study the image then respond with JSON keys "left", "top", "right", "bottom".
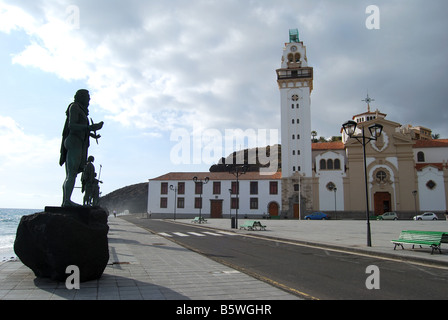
{"left": 239, "top": 220, "right": 266, "bottom": 231}
{"left": 191, "top": 217, "right": 207, "bottom": 224}
{"left": 391, "top": 230, "right": 448, "bottom": 255}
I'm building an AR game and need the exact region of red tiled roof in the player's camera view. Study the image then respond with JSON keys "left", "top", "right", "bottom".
{"left": 415, "top": 163, "right": 446, "bottom": 171}
{"left": 413, "top": 139, "right": 448, "bottom": 148}
{"left": 150, "top": 171, "right": 282, "bottom": 181}
{"left": 312, "top": 141, "right": 345, "bottom": 150}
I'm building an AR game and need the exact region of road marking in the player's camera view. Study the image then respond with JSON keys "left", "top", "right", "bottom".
{"left": 216, "top": 231, "right": 237, "bottom": 236}
{"left": 158, "top": 232, "right": 172, "bottom": 237}
{"left": 187, "top": 232, "right": 206, "bottom": 237}
{"left": 202, "top": 231, "right": 223, "bottom": 237}
{"left": 172, "top": 232, "right": 189, "bottom": 237}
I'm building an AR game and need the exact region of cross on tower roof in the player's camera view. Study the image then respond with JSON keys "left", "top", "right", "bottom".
{"left": 362, "top": 93, "right": 375, "bottom": 112}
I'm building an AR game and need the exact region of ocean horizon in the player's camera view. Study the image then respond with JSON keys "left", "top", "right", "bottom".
{"left": 0, "top": 208, "right": 40, "bottom": 262}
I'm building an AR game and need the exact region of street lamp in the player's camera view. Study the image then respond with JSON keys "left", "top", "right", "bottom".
{"left": 228, "top": 188, "right": 232, "bottom": 220}
{"left": 342, "top": 120, "right": 383, "bottom": 247}
{"left": 193, "top": 176, "right": 209, "bottom": 221}
{"left": 412, "top": 190, "right": 418, "bottom": 216}
{"left": 169, "top": 184, "right": 178, "bottom": 220}
{"left": 226, "top": 164, "right": 249, "bottom": 229}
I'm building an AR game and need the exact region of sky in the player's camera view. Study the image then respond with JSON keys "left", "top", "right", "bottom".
{"left": 1, "top": 0, "right": 447, "bottom": 209}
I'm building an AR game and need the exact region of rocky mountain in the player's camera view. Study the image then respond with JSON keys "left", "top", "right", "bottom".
{"left": 99, "top": 182, "right": 148, "bottom": 214}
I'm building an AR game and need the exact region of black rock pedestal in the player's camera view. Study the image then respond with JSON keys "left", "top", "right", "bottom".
{"left": 14, "top": 206, "right": 109, "bottom": 283}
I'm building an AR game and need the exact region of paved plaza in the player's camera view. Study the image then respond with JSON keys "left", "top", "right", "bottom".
{"left": 1, "top": 215, "right": 447, "bottom": 300}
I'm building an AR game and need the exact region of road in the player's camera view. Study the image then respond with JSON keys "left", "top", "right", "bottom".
{"left": 122, "top": 216, "right": 448, "bottom": 300}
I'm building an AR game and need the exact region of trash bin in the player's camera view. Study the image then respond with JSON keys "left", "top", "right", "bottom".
{"left": 231, "top": 217, "right": 236, "bottom": 229}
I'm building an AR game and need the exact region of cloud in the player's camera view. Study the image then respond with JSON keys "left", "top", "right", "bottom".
{"left": 2, "top": 0, "right": 448, "bottom": 141}
{"left": 0, "top": 115, "right": 62, "bottom": 207}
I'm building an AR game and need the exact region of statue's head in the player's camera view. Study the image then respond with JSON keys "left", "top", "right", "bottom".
{"left": 88, "top": 156, "right": 95, "bottom": 162}
{"left": 74, "top": 89, "right": 90, "bottom": 107}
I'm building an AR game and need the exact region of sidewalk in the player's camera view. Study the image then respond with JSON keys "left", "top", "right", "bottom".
{"left": 178, "top": 218, "right": 448, "bottom": 268}
{"left": 0, "top": 216, "right": 299, "bottom": 300}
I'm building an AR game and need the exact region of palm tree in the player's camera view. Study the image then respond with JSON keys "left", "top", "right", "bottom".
{"left": 311, "top": 130, "right": 317, "bottom": 143}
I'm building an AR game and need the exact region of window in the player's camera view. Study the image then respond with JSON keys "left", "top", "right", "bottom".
{"left": 250, "top": 181, "right": 258, "bottom": 195}
{"left": 334, "top": 159, "right": 341, "bottom": 170}
{"left": 294, "top": 184, "right": 299, "bottom": 191}
{"left": 213, "top": 181, "right": 221, "bottom": 195}
{"left": 250, "top": 198, "right": 258, "bottom": 210}
{"left": 327, "top": 159, "right": 333, "bottom": 170}
{"left": 231, "top": 181, "right": 239, "bottom": 194}
{"left": 270, "top": 181, "right": 278, "bottom": 195}
{"left": 326, "top": 182, "right": 336, "bottom": 191}
{"left": 195, "top": 182, "right": 202, "bottom": 195}
{"left": 376, "top": 170, "right": 388, "bottom": 183}
{"left": 320, "top": 159, "right": 327, "bottom": 170}
{"left": 161, "top": 182, "right": 168, "bottom": 195}
{"left": 178, "top": 182, "right": 185, "bottom": 194}
{"left": 231, "top": 198, "right": 239, "bottom": 209}
{"left": 160, "top": 197, "right": 168, "bottom": 208}
{"left": 417, "top": 151, "right": 425, "bottom": 162}
{"left": 194, "top": 197, "right": 202, "bottom": 209}
{"left": 426, "top": 180, "right": 436, "bottom": 190}
{"left": 177, "top": 197, "right": 185, "bottom": 209}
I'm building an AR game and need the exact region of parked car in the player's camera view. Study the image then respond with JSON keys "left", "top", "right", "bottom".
{"left": 413, "top": 212, "right": 438, "bottom": 221}
{"left": 305, "top": 212, "right": 329, "bottom": 220}
{"left": 378, "top": 212, "right": 398, "bottom": 220}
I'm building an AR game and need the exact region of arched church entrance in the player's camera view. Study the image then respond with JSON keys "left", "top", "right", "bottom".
{"left": 374, "top": 192, "right": 391, "bottom": 215}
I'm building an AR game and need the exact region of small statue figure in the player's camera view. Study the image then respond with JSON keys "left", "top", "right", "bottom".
{"left": 92, "top": 175, "right": 102, "bottom": 207}
{"left": 81, "top": 156, "right": 96, "bottom": 206}
{"left": 60, "top": 89, "right": 103, "bottom": 207}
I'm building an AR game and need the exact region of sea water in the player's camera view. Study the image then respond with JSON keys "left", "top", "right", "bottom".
{"left": 0, "top": 208, "right": 40, "bottom": 262}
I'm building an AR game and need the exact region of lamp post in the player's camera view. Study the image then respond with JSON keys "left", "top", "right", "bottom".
{"left": 342, "top": 120, "right": 383, "bottom": 247}
{"left": 412, "top": 190, "right": 418, "bottom": 216}
{"left": 333, "top": 187, "right": 337, "bottom": 219}
{"left": 226, "top": 164, "right": 248, "bottom": 229}
{"left": 193, "top": 176, "right": 209, "bottom": 221}
{"left": 169, "top": 184, "right": 178, "bottom": 220}
{"left": 228, "top": 188, "right": 232, "bottom": 219}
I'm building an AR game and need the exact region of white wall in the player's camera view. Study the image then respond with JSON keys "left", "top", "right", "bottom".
{"left": 148, "top": 179, "right": 282, "bottom": 217}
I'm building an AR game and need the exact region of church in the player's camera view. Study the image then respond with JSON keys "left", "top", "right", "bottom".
{"left": 147, "top": 29, "right": 448, "bottom": 220}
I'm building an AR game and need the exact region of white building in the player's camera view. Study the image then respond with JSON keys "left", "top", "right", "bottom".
{"left": 148, "top": 172, "right": 282, "bottom": 219}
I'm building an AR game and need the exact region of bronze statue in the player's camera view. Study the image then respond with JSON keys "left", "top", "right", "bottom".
{"left": 60, "top": 89, "right": 103, "bottom": 207}
{"left": 81, "top": 156, "right": 96, "bottom": 206}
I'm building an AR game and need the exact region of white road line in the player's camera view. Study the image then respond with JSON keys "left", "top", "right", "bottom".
{"left": 158, "top": 232, "right": 172, "bottom": 237}
{"left": 216, "top": 231, "right": 237, "bottom": 236}
{"left": 187, "top": 232, "right": 206, "bottom": 237}
{"left": 172, "top": 232, "right": 189, "bottom": 237}
{"left": 202, "top": 231, "right": 223, "bottom": 237}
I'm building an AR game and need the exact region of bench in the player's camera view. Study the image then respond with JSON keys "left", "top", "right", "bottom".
{"left": 191, "top": 217, "right": 207, "bottom": 224}
{"left": 391, "top": 230, "right": 448, "bottom": 255}
{"left": 239, "top": 220, "right": 266, "bottom": 231}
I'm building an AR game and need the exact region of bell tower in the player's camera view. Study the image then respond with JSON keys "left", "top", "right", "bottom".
{"left": 276, "top": 29, "right": 315, "bottom": 217}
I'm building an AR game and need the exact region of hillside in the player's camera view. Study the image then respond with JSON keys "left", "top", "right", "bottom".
{"left": 99, "top": 182, "right": 148, "bottom": 214}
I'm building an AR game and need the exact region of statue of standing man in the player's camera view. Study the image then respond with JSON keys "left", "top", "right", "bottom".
{"left": 59, "top": 89, "right": 104, "bottom": 207}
